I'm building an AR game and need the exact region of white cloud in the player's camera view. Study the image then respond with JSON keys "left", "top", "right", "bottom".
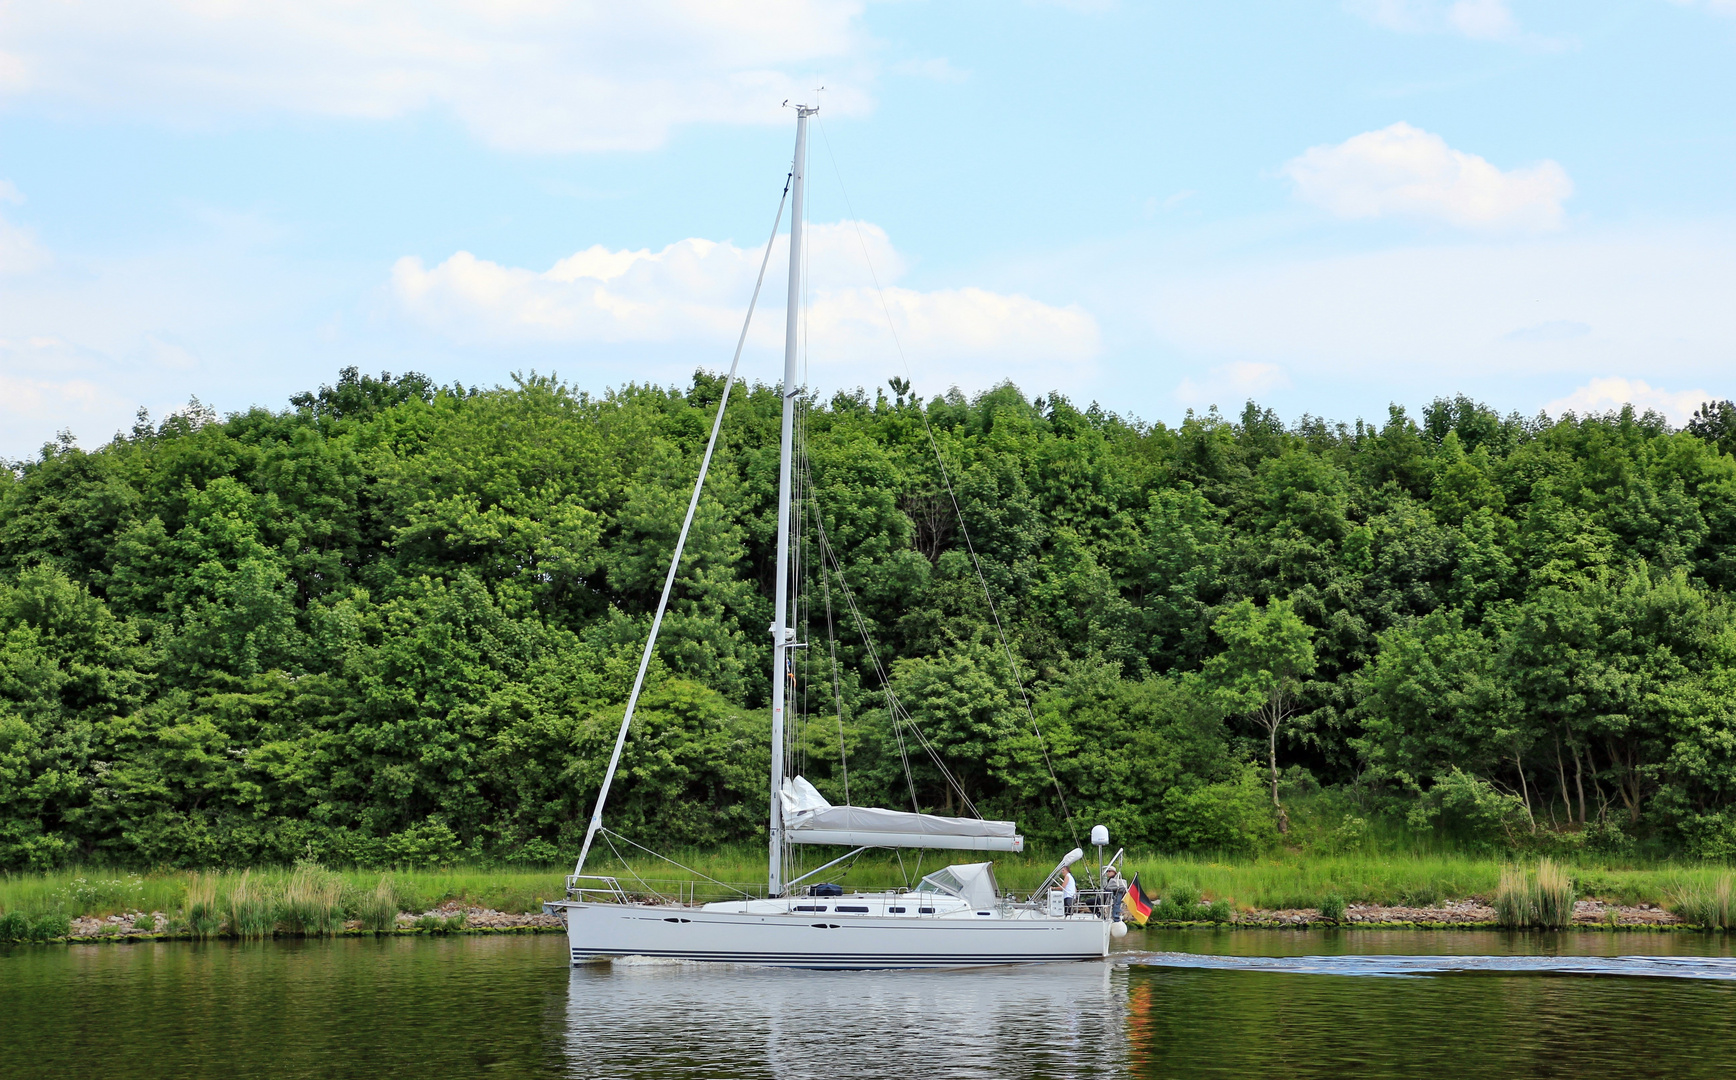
{"left": 1139, "top": 225, "right": 1736, "bottom": 393}
{"left": 0, "top": 182, "right": 48, "bottom": 274}
{"left": 1502, "top": 320, "right": 1589, "bottom": 343}
{"left": 1351, "top": 0, "right": 1515, "bottom": 37}
{"left": 0, "top": 1, "right": 873, "bottom": 152}
{"left": 1281, "top": 123, "right": 1573, "bottom": 232}
{"left": 0, "top": 337, "right": 134, "bottom": 454}
{"left": 1175, "top": 362, "right": 1290, "bottom": 410}
{"left": 0, "top": 201, "right": 391, "bottom": 459}
{"left": 1446, "top": 0, "right": 1520, "bottom": 39}
{"left": 0, "top": 213, "right": 50, "bottom": 275}
{"left": 893, "top": 58, "right": 969, "bottom": 83}
{"left": 1348, "top": 0, "right": 1575, "bottom": 46}
{"left": 1664, "top": 1, "right": 1736, "bottom": 16}
{"left": 1544, "top": 378, "right": 1712, "bottom": 425}
{"left": 1355, "top": 0, "right": 1522, "bottom": 40}
{"left": 391, "top": 221, "right": 1100, "bottom": 378}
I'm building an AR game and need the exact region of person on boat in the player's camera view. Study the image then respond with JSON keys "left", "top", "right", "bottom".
{"left": 1102, "top": 866, "right": 1127, "bottom": 921}
{"left": 1061, "top": 866, "right": 1078, "bottom": 915}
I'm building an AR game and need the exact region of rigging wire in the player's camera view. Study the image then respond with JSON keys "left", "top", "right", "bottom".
{"left": 793, "top": 228, "right": 853, "bottom": 806}
{"left": 818, "top": 522, "right": 851, "bottom": 805}
{"left": 814, "top": 117, "right": 1078, "bottom": 843}
{"left": 603, "top": 828, "right": 758, "bottom": 899}
{"left": 570, "top": 171, "right": 794, "bottom": 878}
{"left": 797, "top": 163, "right": 813, "bottom": 796}
{"left": 600, "top": 831, "right": 666, "bottom": 903}
{"left": 811, "top": 511, "right": 982, "bottom": 820}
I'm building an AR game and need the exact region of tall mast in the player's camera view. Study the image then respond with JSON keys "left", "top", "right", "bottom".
{"left": 769, "top": 104, "right": 815, "bottom": 898}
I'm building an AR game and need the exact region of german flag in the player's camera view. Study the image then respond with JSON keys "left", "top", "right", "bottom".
{"left": 1123, "top": 873, "right": 1153, "bottom": 927}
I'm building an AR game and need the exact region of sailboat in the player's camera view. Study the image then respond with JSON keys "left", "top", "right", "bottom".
{"left": 544, "top": 104, "right": 1113, "bottom": 969}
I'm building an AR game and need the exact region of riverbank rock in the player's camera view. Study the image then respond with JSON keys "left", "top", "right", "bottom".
{"left": 1230, "top": 899, "right": 1686, "bottom": 927}
{"left": 69, "top": 911, "right": 166, "bottom": 938}
{"left": 1572, "top": 900, "right": 1682, "bottom": 926}
{"left": 399, "top": 902, "right": 562, "bottom": 929}
{"left": 1344, "top": 901, "right": 1496, "bottom": 924}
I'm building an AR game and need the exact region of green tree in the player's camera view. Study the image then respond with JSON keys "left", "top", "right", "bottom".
{"left": 1204, "top": 597, "right": 1317, "bottom": 833}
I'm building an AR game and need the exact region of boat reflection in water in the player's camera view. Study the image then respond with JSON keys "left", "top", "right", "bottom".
{"left": 563, "top": 958, "right": 1127, "bottom": 1079}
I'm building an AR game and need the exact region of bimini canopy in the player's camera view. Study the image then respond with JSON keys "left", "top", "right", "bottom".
{"left": 918, "top": 863, "right": 999, "bottom": 909}
{"left": 780, "top": 776, "right": 1024, "bottom": 853}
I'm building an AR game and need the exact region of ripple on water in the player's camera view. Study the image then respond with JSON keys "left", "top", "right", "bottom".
{"left": 1123, "top": 950, "right": 1736, "bottom": 981}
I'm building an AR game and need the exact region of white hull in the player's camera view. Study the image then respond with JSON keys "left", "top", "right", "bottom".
{"left": 552, "top": 901, "right": 1109, "bottom": 969}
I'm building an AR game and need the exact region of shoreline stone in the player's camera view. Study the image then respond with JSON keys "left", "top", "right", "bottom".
{"left": 1221, "top": 898, "right": 1687, "bottom": 929}
{"left": 52, "top": 902, "right": 563, "bottom": 942}
{"left": 30, "top": 898, "right": 1716, "bottom": 943}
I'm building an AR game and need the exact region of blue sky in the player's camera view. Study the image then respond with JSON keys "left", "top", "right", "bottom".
{"left": 2, "top": 0, "right": 1734, "bottom": 458}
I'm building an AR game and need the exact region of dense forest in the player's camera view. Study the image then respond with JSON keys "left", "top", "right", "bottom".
{"left": 5, "top": 367, "right": 1736, "bottom": 870}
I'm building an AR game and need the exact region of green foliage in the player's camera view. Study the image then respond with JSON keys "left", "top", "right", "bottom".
{"left": 1203, "top": 598, "right": 1316, "bottom": 834}
{"left": 402, "top": 910, "right": 469, "bottom": 933}
{"left": 1154, "top": 897, "right": 1199, "bottom": 922}
{"left": 6, "top": 373, "right": 1736, "bottom": 867}
{"left": 54, "top": 874, "right": 146, "bottom": 915}
{"left": 1404, "top": 769, "right": 1531, "bottom": 850}
{"left": 1319, "top": 892, "right": 1347, "bottom": 923}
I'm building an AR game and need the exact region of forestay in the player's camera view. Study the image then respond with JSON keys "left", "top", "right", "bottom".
{"left": 780, "top": 777, "right": 1025, "bottom": 853}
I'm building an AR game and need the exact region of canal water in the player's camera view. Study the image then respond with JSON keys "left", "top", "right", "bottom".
{"left": 4, "top": 929, "right": 1736, "bottom": 1078}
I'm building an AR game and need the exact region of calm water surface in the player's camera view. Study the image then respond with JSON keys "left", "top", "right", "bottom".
{"left": 5, "top": 929, "right": 1736, "bottom": 1078}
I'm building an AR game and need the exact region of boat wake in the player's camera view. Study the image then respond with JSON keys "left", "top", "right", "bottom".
{"left": 1122, "top": 951, "right": 1736, "bottom": 982}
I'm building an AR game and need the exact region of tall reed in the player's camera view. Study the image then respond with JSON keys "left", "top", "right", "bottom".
{"left": 277, "top": 866, "right": 343, "bottom": 936}
{"left": 227, "top": 870, "right": 274, "bottom": 939}
{"left": 1494, "top": 865, "right": 1526, "bottom": 927}
{"left": 359, "top": 875, "right": 400, "bottom": 934}
{"left": 184, "top": 872, "right": 225, "bottom": 938}
{"left": 1494, "top": 859, "right": 1577, "bottom": 929}
{"left": 1534, "top": 859, "right": 1575, "bottom": 929}
{"left": 1671, "top": 872, "right": 1733, "bottom": 929}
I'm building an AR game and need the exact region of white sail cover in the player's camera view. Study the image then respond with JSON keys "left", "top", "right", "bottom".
{"left": 919, "top": 863, "right": 1000, "bottom": 908}
{"left": 780, "top": 777, "right": 1024, "bottom": 852}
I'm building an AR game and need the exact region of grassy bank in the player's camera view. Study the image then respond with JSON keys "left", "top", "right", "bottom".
{"left": 582, "top": 844, "right": 1736, "bottom": 911}
{"left": 0, "top": 866, "right": 568, "bottom": 929}
{"left": 6, "top": 848, "right": 1734, "bottom": 925}
{"left": 1127, "top": 853, "right": 1732, "bottom": 910}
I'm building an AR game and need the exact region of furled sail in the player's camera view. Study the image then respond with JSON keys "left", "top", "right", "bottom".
{"left": 780, "top": 777, "right": 1024, "bottom": 852}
